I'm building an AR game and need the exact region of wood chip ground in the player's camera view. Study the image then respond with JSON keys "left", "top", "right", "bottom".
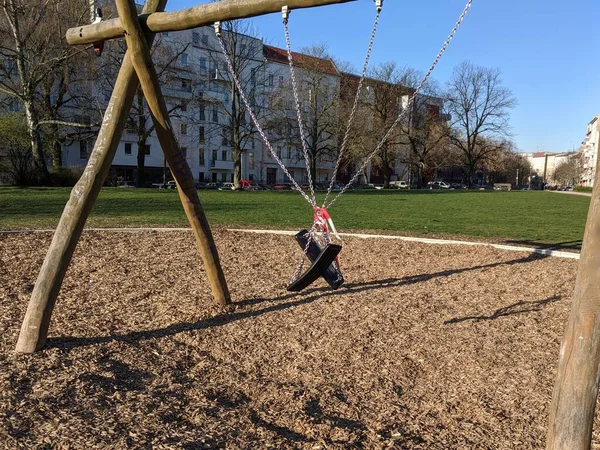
{"left": 0, "top": 230, "right": 597, "bottom": 449}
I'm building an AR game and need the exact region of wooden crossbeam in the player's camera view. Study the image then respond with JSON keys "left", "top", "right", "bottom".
{"left": 67, "top": 0, "right": 355, "bottom": 46}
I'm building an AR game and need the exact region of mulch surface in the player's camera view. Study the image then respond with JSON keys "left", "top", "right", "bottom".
{"left": 0, "top": 230, "right": 596, "bottom": 449}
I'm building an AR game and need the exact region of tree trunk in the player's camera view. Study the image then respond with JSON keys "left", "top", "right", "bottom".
{"left": 136, "top": 90, "right": 147, "bottom": 187}
{"left": 23, "top": 99, "right": 50, "bottom": 184}
{"left": 382, "top": 143, "right": 390, "bottom": 188}
{"left": 52, "top": 140, "right": 62, "bottom": 170}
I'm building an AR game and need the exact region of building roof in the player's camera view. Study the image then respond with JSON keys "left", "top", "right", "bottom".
{"left": 263, "top": 45, "right": 339, "bottom": 76}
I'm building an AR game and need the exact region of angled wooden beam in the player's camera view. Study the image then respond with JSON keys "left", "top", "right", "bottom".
{"left": 15, "top": 0, "right": 168, "bottom": 354}
{"left": 67, "top": 0, "right": 356, "bottom": 46}
{"left": 114, "top": 0, "right": 230, "bottom": 309}
{"left": 546, "top": 177, "right": 600, "bottom": 448}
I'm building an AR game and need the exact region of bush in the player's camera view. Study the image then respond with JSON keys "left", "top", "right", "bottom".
{"left": 51, "top": 166, "right": 85, "bottom": 187}
{"left": 0, "top": 113, "right": 37, "bottom": 185}
{"left": 575, "top": 186, "right": 593, "bottom": 192}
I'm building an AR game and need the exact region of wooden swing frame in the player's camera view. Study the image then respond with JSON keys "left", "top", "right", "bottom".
{"left": 14, "top": 1, "right": 600, "bottom": 448}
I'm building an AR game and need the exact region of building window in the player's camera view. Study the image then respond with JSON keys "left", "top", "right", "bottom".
{"left": 199, "top": 126, "right": 205, "bottom": 143}
{"left": 199, "top": 104, "right": 205, "bottom": 121}
{"left": 181, "top": 79, "right": 191, "bottom": 91}
{"left": 144, "top": 145, "right": 151, "bottom": 155}
{"left": 202, "top": 34, "right": 209, "bottom": 46}
{"left": 289, "top": 170, "right": 295, "bottom": 181}
{"left": 249, "top": 152, "right": 255, "bottom": 169}
{"left": 180, "top": 53, "right": 188, "bottom": 65}
{"left": 268, "top": 74, "right": 274, "bottom": 86}
{"left": 79, "top": 141, "right": 88, "bottom": 160}
{"left": 124, "top": 143, "right": 132, "bottom": 155}
{"left": 180, "top": 123, "right": 187, "bottom": 135}
{"left": 221, "top": 128, "right": 228, "bottom": 146}
{"left": 221, "top": 150, "right": 227, "bottom": 161}
{"left": 192, "top": 32, "right": 199, "bottom": 44}
{"left": 286, "top": 146, "right": 292, "bottom": 159}
{"left": 277, "top": 146, "right": 282, "bottom": 159}
{"left": 221, "top": 173, "right": 227, "bottom": 183}
{"left": 231, "top": 173, "right": 234, "bottom": 182}
{"left": 212, "top": 149, "right": 217, "bottom": 161}
{"left": 279, "top": 76, "right": 284, "bottom": 86}
{"left": 249, "top": 174, "right": 254, "bottom": 181}
{"left": 199, "top": 150, "right": 205, "bottom": 166}
{"left": 199, "top": 57, "right": 207, "bottom": 69}
{"left": 211, "top": 106, "right": 218, "bottom": 123}
{"left": 199, "top": 172, "right": 205, "bottom": 182}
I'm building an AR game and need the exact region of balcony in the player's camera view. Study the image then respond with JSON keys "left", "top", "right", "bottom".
{"left": 210, "top": 159, "right": 232, "bottom": 170}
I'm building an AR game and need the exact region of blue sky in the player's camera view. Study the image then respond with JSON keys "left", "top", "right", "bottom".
{"left": 168, "top": 0, "right": 600, "bottom": 153}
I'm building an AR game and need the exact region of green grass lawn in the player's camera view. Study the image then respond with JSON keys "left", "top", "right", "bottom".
{"left": 0, "top": 187, "right": 590, "bottom": 249}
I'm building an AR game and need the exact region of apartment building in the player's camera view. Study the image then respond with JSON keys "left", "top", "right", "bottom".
{"left": 580, "top": 115, "right": 600, "bottom": 187}
{"left": 337, "top": 72, "right": 445, "bottom": 185}
{"left": 261, "top": 45, "right": 340, "bottom": 185}
{"left": 61, "top": 26, "right": 265, "bottom": 185}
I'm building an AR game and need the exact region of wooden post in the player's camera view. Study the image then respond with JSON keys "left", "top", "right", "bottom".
{"left": 115, "top": 0, "right": 230, "bottom": 308}
{"left": 66, "top": 0, "right": 355, "bottom": 46}
{"left": 15, "top": 0, "right": 168, "bottom": 354}
{"left": 547, "top": 175, "right": 600, "bottom": 448}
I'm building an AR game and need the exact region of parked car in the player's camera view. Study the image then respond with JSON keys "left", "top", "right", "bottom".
{"left": 450, "top": 183, "right": 468, "bottom": 190}
{"left": 427, "top": 181, "right": 450, "bottom": 189}
{"left": 205, "top": 182, "right": 220, "bottom": 190}
{"left": 219, "top": 182, "right": 234, "bottom": 190}
{"left": 273, "top": 184, "right": 291, "bottom": 190}
{"left": 240, "top": 179, "right": 262, "bottom": 190}
{"left": 394, "top": 181, "right": 409, "bottom": 189}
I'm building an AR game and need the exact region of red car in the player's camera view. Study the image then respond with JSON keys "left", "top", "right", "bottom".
{"left": 273, "top": 184, "right": 291, "bottom": 190}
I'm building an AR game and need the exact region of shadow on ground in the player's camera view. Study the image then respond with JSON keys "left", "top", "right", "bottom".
{"left": 503, "top": 239, "right": 582, "bottom": 251}
{"left": 48, "top": 252, "right": 550, "bottom": 352}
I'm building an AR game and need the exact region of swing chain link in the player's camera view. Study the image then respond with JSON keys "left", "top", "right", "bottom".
{"left": 323, "top": 8, "right": 381, "bottom": 206}
{"left": 327, "top": 0, "right": 475, "bottom": 209}
{"left": 283, "top": 15, "right": 317, "bottom": 206}
{"left": 216, "top": 29, "right": 315, "bottom": 207}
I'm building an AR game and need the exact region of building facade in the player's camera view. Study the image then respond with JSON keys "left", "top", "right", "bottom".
{"left": 580, "top": 115, "right": 600, "bottom": 187}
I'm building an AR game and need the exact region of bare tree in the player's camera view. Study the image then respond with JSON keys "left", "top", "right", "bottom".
{"left": 446, "top": 61, "right": 517, "bottom": 186}
{"left": 553, "top": 155, "right": 582, "bottom": 187}
{"left": 267, "top": 43, "right": 340, "bottom": 185}
{"left": 484, "top": 145, "right": 532, "bottom": 186}
{"left": 209, "top": 20, "right": 264, "bottom": 189}
{"left": 0, "top": 0, "right": 91, "bottom": 183}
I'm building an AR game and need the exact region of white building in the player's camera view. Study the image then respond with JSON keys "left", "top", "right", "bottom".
{"left": 261, "top": 45, "right": 339, "bottom": 185}
{"left": 580, "top": 115, "right": 600, "bottom": 187}
{"left": 62, "top": 26, "right": 265, "bottom": 185}
{"left": 523, "top": 151, "right": 574, "bottom": 184}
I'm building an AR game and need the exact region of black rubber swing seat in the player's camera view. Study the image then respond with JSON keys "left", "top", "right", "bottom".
{"left": 287, "top": 229, "right": 345, "bottom": 292}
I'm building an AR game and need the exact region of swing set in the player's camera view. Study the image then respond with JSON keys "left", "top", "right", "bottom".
{"left": 13, "top": 0, "right": 600, "bottom": 448}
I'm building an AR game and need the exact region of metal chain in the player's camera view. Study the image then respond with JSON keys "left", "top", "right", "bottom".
{"left": 323, "top": 9, "right": 381, "bottom": 206}
{"left": 216, "top": 28, "right": 315, "bottom": 207}
{"left": 283, "top": 17, "right": 317, "bottom": 206}
{"left": 326, "top": 0, "right": 475, "bottom": 209}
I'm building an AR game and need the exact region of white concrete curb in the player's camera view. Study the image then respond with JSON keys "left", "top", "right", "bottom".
{"left": 228, "top": 229, "right": 581, "bottom": 260}
{"left": 0, "top": 227, "right": 580, "bottom": 260}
